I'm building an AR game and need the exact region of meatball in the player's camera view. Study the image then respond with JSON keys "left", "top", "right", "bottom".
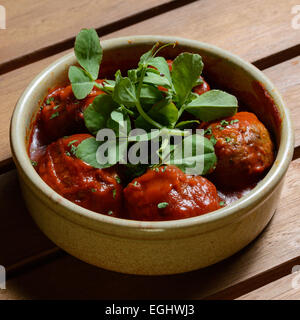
{"left": 203, "top": 112, "right": 274, "bottom": 189}
{"left": 38, "top": 81, "right": 105, "bottom": 144}
{"left": 37, "top": 134, "right": 123, "bottom": 217}
{"left": 124, "top": 165, "right": 221, "bottom": 221}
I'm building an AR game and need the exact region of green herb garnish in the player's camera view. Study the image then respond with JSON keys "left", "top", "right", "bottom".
{"left": 220, "top": 120, "right": 229, "bottom": 126}
{"left": 46, "top": 97, "right": 54, "bottom": 105}
{"left": 219, "top": 201, "right": 225, "bottom": 206}
{"left": 31, "top": 160, "right": 37, "bottom": 167}
{"left": 91, "top": 188, "right": 96, "bottom": 192}
{"left": 230, "top": 119, "right": 239, "bottom": 124}
{"left": 204, "top": 128, "right": 212, "bottom": 135}
{"left": 70, "top": 144, "right": 77, "bottom": 155}
{"left": 112, "top": 189, "right": 116, "bottom": 199}
{"left": 115, "top": 176, "right": 121, "bottom": 184}
{"left": 50, "top": 112, "right": 59, "bottom": 119}
{"left": 158, "top": 202, "right": 169, "bottom": 209}
{"left": 69, "top": 28, "right": 239, "bottom": 179}
{"left": 68, "top": 29, "right": 103, "bottom": 99}
{"left": 210, "top": 135, "right": 217, "bottom": 146}
{"left": 68, "top": 140, "right": 78, "bottom": 147}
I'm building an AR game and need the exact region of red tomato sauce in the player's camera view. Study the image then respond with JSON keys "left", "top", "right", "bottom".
{"left": 27, "top": 64, "right": 275, "bottom": 221}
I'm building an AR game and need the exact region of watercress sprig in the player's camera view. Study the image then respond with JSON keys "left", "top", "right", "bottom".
{"left": 69, "top": 28, "right": 239, "bottom": 178}
{"left": 69, "top": 28, "right": 103, "bottom": 99}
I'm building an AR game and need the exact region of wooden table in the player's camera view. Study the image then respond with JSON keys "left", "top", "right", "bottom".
{"left": 1, "top": 0, "right": 300, "bottom": 300}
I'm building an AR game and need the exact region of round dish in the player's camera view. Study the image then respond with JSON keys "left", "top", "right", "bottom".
{"left": 10, "top": 36, "right": 294, "bottom": 275}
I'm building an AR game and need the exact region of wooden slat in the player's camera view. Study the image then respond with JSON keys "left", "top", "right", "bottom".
{"left": 107, "top": 0, "right": 300, "bottom": 63}
{"left": 0, "top": 0, "right": 300, "bottom": 299}
{"left": 263, "top": 57, "right": 300, "bottom": 146}
{"left": 1, "top": 158, "right": 300, "bottom": 300}
{"left": 1, "top": 0, "right": 300, "bottom": 167}
{"left": 0, "top": 0, "right": 175, "bottom": 68}
{"left": 237, "top": 273, "right": 300, "bottom": 300}
{"left": 0, "top": 170, "right": 55, "bottom": 268}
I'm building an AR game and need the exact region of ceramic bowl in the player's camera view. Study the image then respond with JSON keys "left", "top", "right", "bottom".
{"left": 10, "top": 36, "right": 294, "bottom": 275}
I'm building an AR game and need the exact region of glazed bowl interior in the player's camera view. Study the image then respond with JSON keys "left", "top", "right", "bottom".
{"left": 11, "top": 36, "right": 294, "bottom": 239}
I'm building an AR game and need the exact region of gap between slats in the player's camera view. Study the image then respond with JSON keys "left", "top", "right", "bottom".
{"left": 0, "top": 0, "right": 198, "bottom": 76}
{"left": 206, "top": 256, "right": 300, "bottom": 300}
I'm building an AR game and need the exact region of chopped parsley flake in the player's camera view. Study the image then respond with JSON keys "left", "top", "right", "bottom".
{"left": 158, "top": 202, "right": 169, "bottom": 209}
{"left": 133, "top": 181, "right": 138, "bottom": 186}
{"left": 46, "top": 97, "right": 55, "bottom": 105}
{"left": 68, "top": 140, "right": 78, "bottom": 147}
{"left": 220, "top": 120, "right": 229, "bottom": 126}
{"left": 162, "top": 166, "right": 167, "bottom": 172}
{"left": 50, "top": 112, "right": 59, "bottom": 119}
{"left": 155, "top": 167, "right": 159, "bottom": 172}
{"left": 112, "top": 189, "right": 116, "bottom": 199}
{"left": 219, "top": 201, "right": 225, "bottom": 206}
{"left": 53, "top": 105, "right": 60, "bottom": 110}
{"left": 107, "top": 210, "right": 113, "bottom": 216}
{"left": 204, "top": 128, "right": 212, "bottom": 135}
{"left": 225, "top": 137, "right": 232, "bottom": 143}
{"left": 115, "top": 176, "right": 121, "bottom": 184}
{"left": 210, "top": 135, "right": 217, "bottom": 146}
{"left": 91, "top": 188, "right": 96, "bottom": 192}
{"left": 31, "top": 160, "right": 37, "bottom": 167}
{"left": 70, "top": 144, "right": 77, "bottom": 155}
{"left": 230, "top": 119, "right": 239, "bottom": 124}
{"left": 65, "top": 151, "right": 71, "bottom": 157}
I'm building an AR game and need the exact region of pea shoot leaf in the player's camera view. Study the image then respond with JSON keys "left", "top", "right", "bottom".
{"left": 175, "top": 120, "right": 200, "bottom": 129}
{"left": 184, "top": 90, "right": 238, "bottom": 121}
{"left": 76, "top": 137, "right": 103, "bottom": 168}
{"left": 148, "top": 56, "right": 173, "bottom": 87}
{"left": 168, "top": 133, "right": 217, "bottom": 175}
{"left": 135, "top": 99, "right": 178, "bottom": 130}
{"left": 74, "top": 28, "right": 103, "bottom": 80}
{"left": 107, "top": 109, "right": 131, "bottom": 136}
{"left": 138, "top": 44, "right": 158, "bottom": 66}
{"left": 143, "top": 72, "right": 171, "bottom": 88}
{"left": 83, "top": 94, "right": 117, "bottom": 135}
{"left": 68, "top": 66, "right": 94, "bottom": 99}
{"left": 112, "top": 74, "right": 137, "bottom": 108}
{"left": 140, "top": 84, "right": 163, "bottom": 105}
{"left": 171, "top": 53, "right": 203, "bottom": 106}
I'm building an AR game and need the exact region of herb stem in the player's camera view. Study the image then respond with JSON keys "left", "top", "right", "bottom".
{"left": 177, "top": 105, "right": 186, "bottom": 119}
{"left": 135, "top": 67, "right": 163, "bottom": 129}
{"left": 120, "top": 104, "right": 135, "bottom": 117}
